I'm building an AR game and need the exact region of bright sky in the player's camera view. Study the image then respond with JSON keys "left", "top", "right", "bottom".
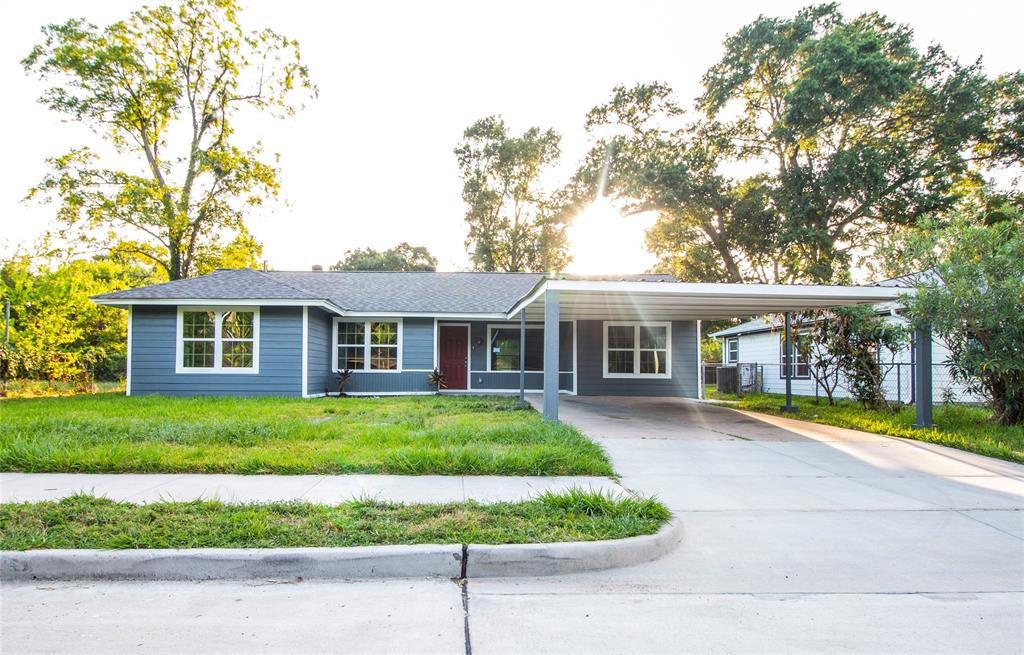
{"left": 1, "top": 0, "right": 1021, "bottom": 274}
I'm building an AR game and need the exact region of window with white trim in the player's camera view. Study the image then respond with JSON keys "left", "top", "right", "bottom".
{"left": 603, "top": 322, "right": 671, "bottom": 378}
{"left": 725, "top": 337, "right": 739, "bottom": 365}
{"left": 779, "top": 332, "right": 810, "bottom": 379}
{"left": 333, "top": 320, "right": 401, "bottom": 372}
{"left": 178, "top": 308, "right": 258, "bottom": 372}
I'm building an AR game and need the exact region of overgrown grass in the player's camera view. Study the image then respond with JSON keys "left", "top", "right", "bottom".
{"left": 0, "top": 491, "right": 670, "bottom": 550}
{"left": 1, "top": 379, "right": 124, "bottom": 399}
{"left": 706, "top": 388, "right": 1024, "bottom": 463}
{"left": 0, "top": 394, "right": 613, "bottom": 476}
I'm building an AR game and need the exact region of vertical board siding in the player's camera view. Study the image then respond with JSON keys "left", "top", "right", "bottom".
{"left": 130, "top": 305, "right": 303, "bottom": 396}
{"left": 576, "top": 320, "right": 698, "bottom": 397}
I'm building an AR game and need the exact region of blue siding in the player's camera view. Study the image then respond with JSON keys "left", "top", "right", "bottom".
{"left": 576, "top": 320, "right": 698, "bottom": 397}
{"left": 130, "top": 305, "right": 303, "bottom": 396}
{"left": 306, "top": 308, "right": 332, "bottom": 395}
{"left": 469, "top": 372, "right": 573, "bottom": 392}
{"left": 314, "top": 317, "right": 437, "bottom": 394}
{"left": 345, "top": 371, "right": 435, "bottom": 393}
{"left": 402, "top": 318, "right": 434, "bottom": 369}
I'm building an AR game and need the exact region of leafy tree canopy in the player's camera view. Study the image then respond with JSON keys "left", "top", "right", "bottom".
{"left": 330, "top": 243, "right": 438, "bottom": 272}
{"left": 890, "top": 193, "right": 1024, "bottom": 425}
{"left": 455, "top": 116, "right": 570, "bottom": 272}
{"left": 1, "top": 256, "right": 160, "bottom": 384}
{"left": 23, "top": 0, "right": 316, "bottom": 280}
{"left": 567, "top": 4, "right": 1020, "bottom": 283}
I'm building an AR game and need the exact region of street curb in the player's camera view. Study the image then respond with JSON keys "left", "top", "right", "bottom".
{"left": 0, "top": 520, "right": 682, "bottom": 582}
{"left": 0, "top": 544, "right": 463, "bottom": 582}
{"left": 466, "top": 518, "right": 683, "bottom": 577}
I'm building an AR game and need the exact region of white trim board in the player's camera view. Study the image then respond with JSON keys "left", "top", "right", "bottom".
{"left": 301, "top": 306, "right": 309, "bottom": 397}
{"left": 125, "top": 305, "right": 133, "bottom": 396}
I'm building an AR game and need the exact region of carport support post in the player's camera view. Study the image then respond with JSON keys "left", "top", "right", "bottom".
{"left": 543, "top": 289, "right": 560, "bottom": 421}
{"left": 913, "top": 324, "right": 933, "bottom": 428}
{"left": 518, "top": 310, "right": 526, "bottom": 406}
{"left": 780, "top": 312, "right": 797, "bottom": 413}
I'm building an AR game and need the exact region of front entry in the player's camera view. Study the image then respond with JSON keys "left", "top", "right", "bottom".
{"left": 438, "top": 325, "right": 469, "bottom": 390}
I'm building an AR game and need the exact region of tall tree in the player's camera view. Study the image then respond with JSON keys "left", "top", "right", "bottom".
{"left": 572, "top": 4, "right": 1011, "bottom": 283}
{"left": 330, "top": 243, "right": 438, "bottom": 271}
{"left": 24, "top": 0, "right": 316, "bottom": 280}
{"left": 455, "top": 116, "right": 570, "bottom": 272}
{"left": 890, "top": 193, "right": 1024, "bottom": 425}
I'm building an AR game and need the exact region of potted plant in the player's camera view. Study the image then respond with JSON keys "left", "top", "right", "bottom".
{"left": 427, "top": 368, "right": 447, "bottom": 394}
{"left": 336, "top": 368, "right": 354, "bottom": 397}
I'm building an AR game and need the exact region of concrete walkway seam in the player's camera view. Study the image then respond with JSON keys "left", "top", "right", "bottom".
{"left": 0, "top": 520, "right": 682, "bottom": 582}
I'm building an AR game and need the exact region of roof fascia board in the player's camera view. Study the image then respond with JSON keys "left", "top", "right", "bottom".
{"left": 544, "top": 279, "right": 904, "bottom": 301}
{"left": 342, "top": 311, "right": 509, "bottom": 320}
{"left": 505, "top": 279, "right": 550, "bottom": 318}
{"left": 92, "top": 297, "right": 347, "bottom": 315}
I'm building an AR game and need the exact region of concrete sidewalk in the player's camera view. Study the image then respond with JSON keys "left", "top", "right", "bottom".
{"left": 0, "top": 472, "right": 623, "bottom": 504}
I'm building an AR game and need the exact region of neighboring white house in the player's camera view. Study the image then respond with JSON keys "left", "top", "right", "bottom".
{"left": 710, "top": 278, "right": 982, "bottom": 404}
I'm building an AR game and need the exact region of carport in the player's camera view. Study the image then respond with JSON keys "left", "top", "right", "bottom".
{"left": 504, "top": 279, "right": 933, "bottom": 427}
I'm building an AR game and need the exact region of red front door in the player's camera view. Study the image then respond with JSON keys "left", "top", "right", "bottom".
{"left": 439, "top": 325, "right": 469, "bottom": 390}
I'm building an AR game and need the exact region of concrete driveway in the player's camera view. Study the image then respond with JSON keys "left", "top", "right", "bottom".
{"left": 469, "top": 395, "right": 1024, "bottom": 653}
{"left": 4, "top": 396, "right": 1022, "bottom": 654}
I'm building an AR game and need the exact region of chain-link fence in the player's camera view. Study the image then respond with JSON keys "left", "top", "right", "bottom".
{"left": 705, "top": 362, "right": 985, "bottom": 405}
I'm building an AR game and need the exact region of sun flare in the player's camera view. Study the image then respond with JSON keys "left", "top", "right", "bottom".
{"left": 565, "top": 199, "right": 658, "bottom": 275}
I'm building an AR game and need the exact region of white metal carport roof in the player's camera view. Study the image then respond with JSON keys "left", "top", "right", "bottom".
{"left": 508, "top": 279, "right": 905, "bottom": 321}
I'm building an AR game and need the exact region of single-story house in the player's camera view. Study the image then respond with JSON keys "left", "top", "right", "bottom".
{"left": 92, "top": 268, "right": 914, "bottom": 420}
{"left": 710, "top": 273, "right": 979, "bottom": 404}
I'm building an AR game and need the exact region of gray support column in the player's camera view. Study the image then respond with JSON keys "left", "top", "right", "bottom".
{"left": 780, "top": 312, "right": 797, "bottom": 413}
{"left": 543, "top": 289, "right": 560, "bottom": 421}
{"left": 519, "top": 310, "right": 526, "bottom": 406}
{"left": 913, "top": 324, "right": 933, "bottom": 428}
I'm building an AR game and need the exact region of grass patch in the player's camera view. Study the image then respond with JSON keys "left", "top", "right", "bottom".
{"left": 2, "top": 379, "right": 124, "bottom": 399}
{"left": 705, "top": 388, "right": 1023, "bottom": 463}
{"left": 0, "top": 394, "right": 612, "bottom": 476}
{"left": 0, "top": 491, "right": 670, "bottom": 550}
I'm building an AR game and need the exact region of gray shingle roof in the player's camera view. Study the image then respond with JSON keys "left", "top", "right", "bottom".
{"left": 709, "top": 318, "right": 776, "bottom": 338}
{"left": 93, "top": 269, "right": 546, "bottom": 314}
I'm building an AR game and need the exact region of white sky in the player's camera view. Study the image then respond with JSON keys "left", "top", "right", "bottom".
{"left": 1, "top": 0, "right": 1021, "bottom": 274}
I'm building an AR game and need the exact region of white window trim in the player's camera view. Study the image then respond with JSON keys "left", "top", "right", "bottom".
{"left": 485, "top": 323, "right": 544, "bottom": 373}
{"left": 779, "top": 331, "right": 811, "bottom": 379}
{"left": 331, "top": 317, "right": 403, "bottom": 373}
{"left": 602, "top": 321, "right": 672, "bottom": 379}
{"left": 175, "top": 306, "right": 260, "bottom": 375}
{"left": 725, "top": 337, "right": 739, "bottom": 365}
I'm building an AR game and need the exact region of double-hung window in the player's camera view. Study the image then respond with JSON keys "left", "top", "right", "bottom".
{"left": 333, "top": 319, "right": 401, "bottom": 372}
{"left": 177, "top": 308, "right": 259, "bottom": 373}
{"left": 725, "top": 337, "right": 739, "bottom": 365}
{"left": 779, "top": 332, "right": 810, "bottom": 379}
{"left": 602, "top": 321, "right": 671, "bottom": 378}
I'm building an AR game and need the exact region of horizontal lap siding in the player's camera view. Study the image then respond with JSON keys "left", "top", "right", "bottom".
{"left": 131, "top": 305, "right": 302, "bottom": 396}
{"left": 576, "top": 320, "right": 698, "bottom": 397}
{"left": 470, "top": 372, "right": 573, "bottom": 392}
{"left": 306, "top": 308, "right": 332, "bottom": 395}
{"left": 333, "top": 317, "right": 436, "bottom": 394}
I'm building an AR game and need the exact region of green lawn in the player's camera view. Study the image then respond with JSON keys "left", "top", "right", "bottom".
{"left": 705, "top": 387, "right": 1024, "bottom": 463}
{"left": 0, "top": 490, "right": 669, "bottom": 550}
{"left": 0, "top": 394, "right": 613, "bottom": 476}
